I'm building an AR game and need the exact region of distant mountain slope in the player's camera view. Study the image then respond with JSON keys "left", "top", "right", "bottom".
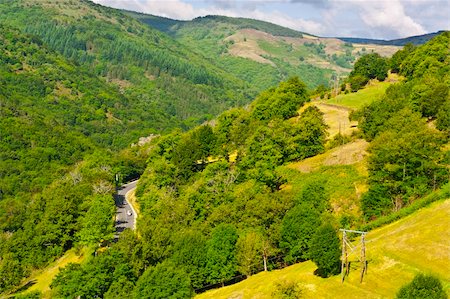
{"left": 128, "top": 13, "right": 401, "bottom": 90}
{"left": 338, "top": 30, "right": 447, "bottom": 46}
{"left": 132, "top": 14, "right": 307, "bottom": 38}
{"left": 0, "top": 0, "right": 254, "bottom": 128}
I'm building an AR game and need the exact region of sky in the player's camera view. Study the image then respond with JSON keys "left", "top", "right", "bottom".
{"left": 92, "top": 0, "right": 450, "bottom": 39}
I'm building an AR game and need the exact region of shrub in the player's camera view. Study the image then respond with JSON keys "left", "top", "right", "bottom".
{"left": 396, "top": 274, "right": 447, "bottom": 299}
{"left": 272, "top": 280, "right": 303, "bottom": 299}
{"left": 309, "top": 223, "right": 341, "bottom": 277}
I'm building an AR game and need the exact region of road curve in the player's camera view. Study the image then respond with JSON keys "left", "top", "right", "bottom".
{"left": 114, "top": 180, "right": 138, "bottom": 240}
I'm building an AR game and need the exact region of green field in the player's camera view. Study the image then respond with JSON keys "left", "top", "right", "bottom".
{"left": 197, "top": 198, "right": 450, "bottom": 299}
{"left": 323, "top": 80, "right": 393, "bottom": 109}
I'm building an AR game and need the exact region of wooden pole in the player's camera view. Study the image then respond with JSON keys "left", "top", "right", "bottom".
{"left": 341, "top": 230, "right": 346, "bottom": 282}
{"left": 360, "top": 234, "right": 366, "bottom": 283}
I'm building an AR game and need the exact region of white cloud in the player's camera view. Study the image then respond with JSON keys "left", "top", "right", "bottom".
{"left": 92, "top": 0, "right": 446, "bottom": 39}
{"left": 92, "top": 0, "right": 325, "bottom": 34}
{"left": 93, "top": 0, "right": 198, "bottom": 20}
{"left": 352, "top": 0, "right": 427, "bottom": 38}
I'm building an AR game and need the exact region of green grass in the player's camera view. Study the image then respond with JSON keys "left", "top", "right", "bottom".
{"left": 196, "top": 199, "right": 450, "bottom": 299}
{"left": 323, "top": 80, "right": 392, "bottom": 109}
{"left": 15, "top": 247, "right": 91, "bottom": 299}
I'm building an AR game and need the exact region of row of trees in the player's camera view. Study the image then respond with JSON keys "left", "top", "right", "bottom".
{"left": 353, "top": 32, "right": 449, "bottom": 219}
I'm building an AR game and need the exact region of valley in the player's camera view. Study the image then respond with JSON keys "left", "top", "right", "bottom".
{"left": 0, "top": 0, "right": 449, "bottom": 298}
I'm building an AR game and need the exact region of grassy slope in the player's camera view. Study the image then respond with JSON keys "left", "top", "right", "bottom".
{"left": 321, "top": 80, "right": 393, "bottom": 109}
{"left": 197, "top": 199, "right": 450, "bottom": 299}
{"left": 16, "top": 247, "right": 91, "bottom": 298}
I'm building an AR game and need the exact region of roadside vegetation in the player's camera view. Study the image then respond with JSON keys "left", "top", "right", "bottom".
{"left": 0, "top": 1, "right": 448, "bottom": 297}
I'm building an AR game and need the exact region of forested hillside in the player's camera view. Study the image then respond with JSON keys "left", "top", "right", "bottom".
{"left": 8, "top": 32, "right": 446, "bottom": 298}
{"left": 0, "top": 0, "right": 255, "bottom": 128}
{"left": 130, "top": 13, "right": 381, "bottom": 90}
{"left": 1, "top": 0, "right": 448, "bottom": 296}
{"left": 0, "top": 1, "right": 257, "bottom": 293}
{"left": 0, "top": 24, "right": 153, "bottom": 292}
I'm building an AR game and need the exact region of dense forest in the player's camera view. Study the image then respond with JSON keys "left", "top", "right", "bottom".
{"left": 0, "top": 0, "right": 448, "bottom": 297}
{"left": 0, "top": 0, "right": 256, "bottom": 128}
{"left": 2, "top": 31, "right": 446, "bottom": 298}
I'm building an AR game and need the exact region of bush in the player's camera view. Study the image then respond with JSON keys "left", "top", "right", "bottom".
{"left": 309, "top": 223, "right": 341, "bottom": 277}
{"left": 396, "top": 274, "right": 447, "bottom": 299}
{"left": 133, "top": 261, "right": 193, "bottom": 299}
{"left": 272, "top": 280, "right": 303, "bottom": 299}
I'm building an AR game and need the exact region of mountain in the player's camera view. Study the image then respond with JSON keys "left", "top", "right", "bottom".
{"left": 0, "top": 0, "right": 255, "bottom": 130}
{"left": 128, "top": 13, "right": 402, "bottom": 91}
{"left": 338, "top": 30, "right": 447, "bottom": 46}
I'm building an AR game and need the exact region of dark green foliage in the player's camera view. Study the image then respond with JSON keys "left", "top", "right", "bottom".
{"left": 348, "top": 74, "right": 369, "bottom": 92}
{"left": 436, "top": 99, "right": 450, "bottom": 131}
{"left": 299, "top": 181, "right": 329, "bottom": 213}
{"left": 351, "top": 53, "right": 389, "bottom": 81}
{"left": 104, "top": 276, "right": 136, "bottom": 299}
{"left": 309, "top": 223, "right": 341, "bottom": 277}
{"left": 206, "top": 224, "right": 239, "bottom": 285}
{"left": 396, "top": 274, "right": 447, "bottom": 299}
{"left": 170, "top": 231, "right": 209, "bottom": 289}
{"left": 360, "top": 183, "right": 449, "bottom": 232}
{"left": 348, "top": 53, "right": 388, "bottom": 91}
{"left": 280, "top": 203, "right": 321, "bottom": 263}
{"left": 133, "top": 261, "right": 193, "bottom": 299}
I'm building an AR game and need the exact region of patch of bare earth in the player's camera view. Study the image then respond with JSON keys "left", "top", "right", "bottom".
{"left": 352, "top": 43, "right": 401, "bottom": 57}
{"left": 289, "top": 139, "right": 369, "bottom": 173}
{"left": 225, "top": 29, "right": 276, "bottom": 66}
{"left": 314, "top": 102, "right": 358, "bottom": 138}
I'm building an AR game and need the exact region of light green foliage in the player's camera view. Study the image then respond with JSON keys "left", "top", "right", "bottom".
{"left": 362, "top": 109, "right": 445, "bottom": 218}
{"left": 77, "top": 195, "right": 115, "bottom": 245}
{"left": 272, "top": 280, "right": 303, "bottom": 299}
{"left": 396, "top": 274, "right": 447, "bottom": 299}
{"left": 400, "top": 32, "right": 450, "bottom": 80}
{"left": 309, "top": 223, "right": 341, "bottom": 277}
{"left": 236, "top": 231, "right": 265, "bottom": 277}
{"left": 133, "top": 261, "right": 193, "bottom": 299}
{"left": 51, "top": 249, "right": 134, "bottom": 299}
{"left": 354, "top": 33, "right": 450, "bottom": 219}
{"left": 252, "top": 77, "right": 309, "bottom": 121}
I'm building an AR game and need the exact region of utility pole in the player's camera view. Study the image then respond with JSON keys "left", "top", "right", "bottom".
{"left": 340, "top": 229, "right": 367, "bottom": 283}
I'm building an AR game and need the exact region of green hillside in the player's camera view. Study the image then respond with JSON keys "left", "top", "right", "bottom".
{"left": 197, "top": 197, "right": 450, "bottom": 299}
{"left": 129, "top": 13, "right": 374, "bottom": 90}
{"left": 0, "top": 2, "right": 448, "bottom": 297}
{"left": 0, "top": 0, "right": 254, "bottom": 128}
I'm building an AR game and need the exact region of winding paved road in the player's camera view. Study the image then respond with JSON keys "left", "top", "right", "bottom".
{"left": 114, "top": 180, "right": 138, "bottom": 240}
